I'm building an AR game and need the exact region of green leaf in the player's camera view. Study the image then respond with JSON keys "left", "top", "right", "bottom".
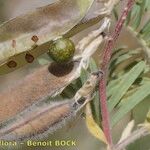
{"left": 108, "top": 61, "right": 146, "bottom": 111}
{"left": 111, "top": 81, "right": 150, "bottom": 126}
{"left": 107, "top": 76, "right": 123, "bottom": 98}
{"left": 61, "top": 83, "right": 77, "bottom": 99}
{"left": 132, "top": 95, "right": 150, "bottom": 124}
{"left": 113, "top": 8, "right": 119, "bottom": 21}
{"left": 126, "top": 9, "right": 132, "bottom": 25}
{"left": 89, "top": 58, "right": 98, "bottom": 72}
{"left": 80, "top": 68, "right": 89, "bottom": 84}
{"left": 130, "top": 5, "right": 141, "bottom": 29}
{"left": 130, "top": 0, "right": 146, "bottom": 30}
{"left": 140, "top": 19, "right": 150, "bottom": 35}
{"left": 139, "top": 19, "right": 150, "bottom": 39}
{"left": 89, "top": 58, "right": 101, "bottom": 124}
{"left": 145, "top": 0, "right": 150, "bottom": 11}
{"left": 146, "top": 109, "right": 150, "bottom": 123}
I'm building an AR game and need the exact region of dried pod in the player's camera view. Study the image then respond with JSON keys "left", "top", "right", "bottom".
{"left": 0, "top": 97, "right": 88, "bottom": 141}
{"left": 0, "top": 61, "right": 78, "bottom": 123}
{"left": 0, "top": 72, "right": 101, "bottom": 141}
{"left": 0, "top": 19, "right": 108, "bottom": 123}
{"left": 0, "top": 0, "right": 95, "bottom": 75}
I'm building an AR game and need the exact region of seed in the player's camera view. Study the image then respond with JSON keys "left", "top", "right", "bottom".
{"left": 7, "top": 61, "right": 17, "bottom": 68}
{"left": 25, "top": 53, "right": 34, "bottom": 63}
{"left": 48, "top": 38, "right": 75, "bottom": 63}
{"left": 31, "top": 35, "right": 39, "bottom": 43}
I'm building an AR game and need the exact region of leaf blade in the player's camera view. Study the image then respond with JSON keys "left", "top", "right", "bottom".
{"left": 108, "top": 61, "right": 146, "bottom": 111}
{"left": 111, "top": 82, "right": 150, "bottom": 126}
{"left": 85, "top": 104, "right": 108, "bottom": 144}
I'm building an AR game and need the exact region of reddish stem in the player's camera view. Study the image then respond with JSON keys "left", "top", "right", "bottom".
{"left": 99, "top": 0, "right": 135, "bottom": 147}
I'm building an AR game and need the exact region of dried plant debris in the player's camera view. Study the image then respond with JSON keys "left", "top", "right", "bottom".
{"left": 0, "top": 0, "right": 119, "bottom": 75}
{"left": 0, "top": 61, "right": 79, "bottom": 123}
{"left": 0, "top": 0, "right": 150, "bottom": 149}
{"left": 0, "top": 0, "right": 94, "bottom": 74}
{"left": 0, "top": 72, "right": 101, "bottom": 141}
{"left": 0, "top": 18, "right": 108, "bottom": 125}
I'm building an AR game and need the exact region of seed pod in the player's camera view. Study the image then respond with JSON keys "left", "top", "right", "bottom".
{"left": 0, "top": 61, "right": 78, "bottom": 123}
{"left": 0, "top": 71, "right": 102, "bottom": 141}
{"left": 0, "top": 98, "right": 84, "bottom": 141}
{"left": 48, "top": 38, "right": 75, "bottom": 63}
{"left": 0, "top": 0, "right": 95, "bottom": 75}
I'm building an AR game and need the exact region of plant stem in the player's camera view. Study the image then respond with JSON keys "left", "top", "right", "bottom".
{"left": 99, "top": 0, "right": 135, "bottom": 148}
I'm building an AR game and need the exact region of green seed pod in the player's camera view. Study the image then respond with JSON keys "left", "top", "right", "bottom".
{"left": 48, "top": 38, "right": 75, "bottom": 63}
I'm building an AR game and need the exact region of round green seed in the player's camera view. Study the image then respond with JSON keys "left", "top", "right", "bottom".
{"left": 48, "top": 38, "right": 75, "bottom": 63}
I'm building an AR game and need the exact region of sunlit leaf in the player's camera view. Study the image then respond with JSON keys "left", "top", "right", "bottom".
{"left": 85, "top": 104, "right": 108, "bottom": 144}
{"left": 118, "top": 120, "right": 134, "bottom": 143}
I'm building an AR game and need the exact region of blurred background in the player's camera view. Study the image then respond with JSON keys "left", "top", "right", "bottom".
{"left": 0, "top": 0, "right": 149, "bottom": 150}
